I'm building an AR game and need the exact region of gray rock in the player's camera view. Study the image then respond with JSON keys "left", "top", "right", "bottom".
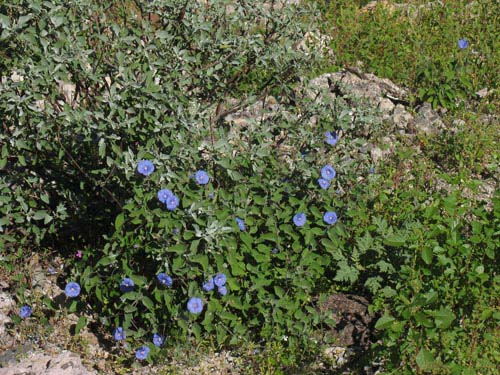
{"left": 327, "top": 70, "right": 408, "bottom": 107}
{"left": 0, "top": 352, "right": 97, "bottom": 375}
{"left": 410, "top": 102, "right": 445, "bottom": 134}
{"left": 392, "top": 104, "right": 414, "bottom": 129}
{"left": 0, "top": 293, "right": 14, "bottom": 346}
{"left": 378, "top": 97, "right": 395, "bottom": 115}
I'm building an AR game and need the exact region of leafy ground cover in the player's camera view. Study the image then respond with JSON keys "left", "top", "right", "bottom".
{"left": 1, "top": 0, "right": 499, "bottom": 374}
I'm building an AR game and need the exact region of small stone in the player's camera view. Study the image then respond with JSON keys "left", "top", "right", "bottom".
{"left": 10, "top": 71, "right": 24, "bottom": 83}
{"left": 392, "top": 104, "right": 414, "bottom": 129}
{"left": 411, "top": 102, "right": 445, "bottom": 135}
{"left": 475, "top": 87, "right": 492, "bottom": 99}
{"left": 378, "top": 98, "right": 395, "bottom": 114}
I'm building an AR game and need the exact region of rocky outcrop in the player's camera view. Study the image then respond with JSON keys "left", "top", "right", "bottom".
{"left": 0, "top": 352, "right": 97, "bottom": 375}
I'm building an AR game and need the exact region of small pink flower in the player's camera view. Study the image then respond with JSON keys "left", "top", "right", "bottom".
{"left": 75, "top": 250, "right": 83, "bottom": 259}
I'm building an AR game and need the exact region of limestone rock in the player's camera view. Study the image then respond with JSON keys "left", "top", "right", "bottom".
{"left": 0, "top": 352, "right": 97, "bottom": 375}
{"left": 410, "top": 102, "right": 445, "bottom": 135}
{"left": 392, "top": 104, "right": 414, "bottom": 129}
{"left": 0, "top": 293, "right": 14, "bottom": 346}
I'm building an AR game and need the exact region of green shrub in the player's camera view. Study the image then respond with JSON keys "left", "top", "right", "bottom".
{"left": 1, "top": 0, "right": 380, "bottom": 360}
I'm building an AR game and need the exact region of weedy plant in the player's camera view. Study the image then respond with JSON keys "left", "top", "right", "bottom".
{"left": 0, "top": 0, "right": 380, "bottom": 364}
{"left": 314, "top": 0, "right": 499, "bottom": 110}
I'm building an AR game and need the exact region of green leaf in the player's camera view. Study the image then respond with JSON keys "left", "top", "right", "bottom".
{"left": 421, "top": 247, "right": 433, "bottom": 265}
{"left": 190, "top": 254, "right": 209, "bottom": 272}
{"left": 50, "top": 15, "right": 66, "bottom": 28}
{"left": 142, "top": 297, "right": 155, "bottom": 312}
{"left": 33, "top": 210, "right": 48, "bottom": 220}
{"left": 74, "top": 316, "right": 87, "bottom": 335}
{"left": 115, "top": 213, "right": 125, "bottom": 232}
{"left": 434, "top": 307, "right": 455, "bottom": 329}
{"left": 17, "top": 14, "right": 33, "bottom": 28}
{"left": 375, "top": 314, "right": 395, "bottom": 330}
{"left": 415, "top": 311, "right": 433, "bottom": 327}
{"left": 96, "top": 255, "right": 117, "bottom": 267}
{"left": 416, "top": 349, "right": 435, "bottom": 372}
{"left": 384, "top": 234, "right": 406, "bottom": 247}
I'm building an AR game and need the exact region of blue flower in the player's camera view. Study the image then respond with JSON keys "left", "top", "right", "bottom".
{"left": 64, "top": 282, "right": 81, "bottom": 298}
{"left": 368, "top": 167, "right": 376, "bottom": 174}
{"left": 325, "top": 131, "right": 338, "bottom": 145}
{"left": 135, "top": 346, "right": 150, "bottom": 360}
{"left": 137, "top": 160, "right": 154, "bottom": 176}
{"left": 458, "top": 38, "right": 469, "bottom": 49}
{"left": 114, "top": 327, "right": 125, "bottom": 341}
{"left": 195, "top": 170, "right": 210, "bottom": 185}
{"left": 318, "top": 178, "right": 330, "bottom": 190}
{"left": 293, "top": 212, "right": 306, "bottom": 227}
{"left": 323, "top": 211, "right": 338, "bottom": 225}
{"left": 218, "top": 285, "right": 227, "bottom": 296}
{"left": 172, "top": 227, "right": 180, "bottom": 234}
{"left": 321, "top": 165, "right": 336, "bottom": 181}
{"left": 202, "top": 277, "right": 214, "bottom": 292}
{"left": 157, "top": 273, "right": 172, "bottom": 287}
{"left": 120, "top": 278, "right": 134, "bottom": 293}
{"left": 166, "top": 194, "right": 179, "bottom": 211}
{"left": 157, "top": 189, "right": 172, "bottom": 203}
{"left": 235, "top": 217, "right": 246, "bottom": 231}
{"left": 153, "top": 333, "right": 164, "bottom": 347}
{"left": 20, "top": 305, "right": 32, "bottom": 318}
{"left": 214, "top": 273, "right": 227, "bottom": 287}
{"left": 187, "top": 297, "right": 204, "bottom": 314}
{"left": 272, "top": 247, "right": 279, "bottom": 254}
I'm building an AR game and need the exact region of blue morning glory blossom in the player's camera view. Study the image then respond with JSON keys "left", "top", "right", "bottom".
{"left": 114, "top": 327, "right": 125, "bottom": 341}
{"left": 157, "top": 189, "right": 172, "bottom": 203}
{"left": 458, "top": 38, "right": 469, "bottom": 49}
{"left": 64, "top": 282, "right": 81, "bottom": 298}
{"left": 323, "top": 211, "right": 338, "bottom": 225}
{"left": 318, "top": 178, "right": 330, "bottom": 189}
{"left": 325, "top": 131, "right": 338, "bottom": 145}
{"left": 166, "top": 194, "right": 180, "bottom": 211}
{"left": 218, "top": 286, "right": 227, "bottom": 296}
{"left": 157, "top": 273, "right": 173, "bottom": 287}
{"left": 321, "top": 165, "right": 336, "bottom": 181}
{"left": 214, "top": 273, "right": 227, "bottom": 287}
{"left": 236, "top": 217, "right": 246, "bottom": 231}
{"left": 137, "top": 160, "right": 154, "bottom": 176}
{"left": 153, "top": 333, "right": 164, "bottom": 347}
{"left": 195, "top": 170, "right": 210, "bottom": 185}
{"left": 135, "top": 346, "right": 150, "bottom": 360}
{"left": 293, "top": 212, "right": 307, "bottom": 227}
{"left": 20, "top": 305, "right": 32, "bottom": 318}
{"left": 187, "top": 297, "right": 204, "bottom": 314}
{"left": 120, "top": 278, "right": 134, "bottom": 292}
{"left": 203, "top": 277, "right": 214, "bottom": 292}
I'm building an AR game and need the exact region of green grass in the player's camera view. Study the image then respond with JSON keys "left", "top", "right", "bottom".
{"left": 312, "top": 0, "right": 499, "bottom": 110}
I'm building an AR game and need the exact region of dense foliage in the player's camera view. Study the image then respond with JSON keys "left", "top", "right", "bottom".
{"left": 1, "top": 0, "right": 499, "bottom": 373}
{"left": 0, "top": 0, "right": 375, "bottom": 356}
